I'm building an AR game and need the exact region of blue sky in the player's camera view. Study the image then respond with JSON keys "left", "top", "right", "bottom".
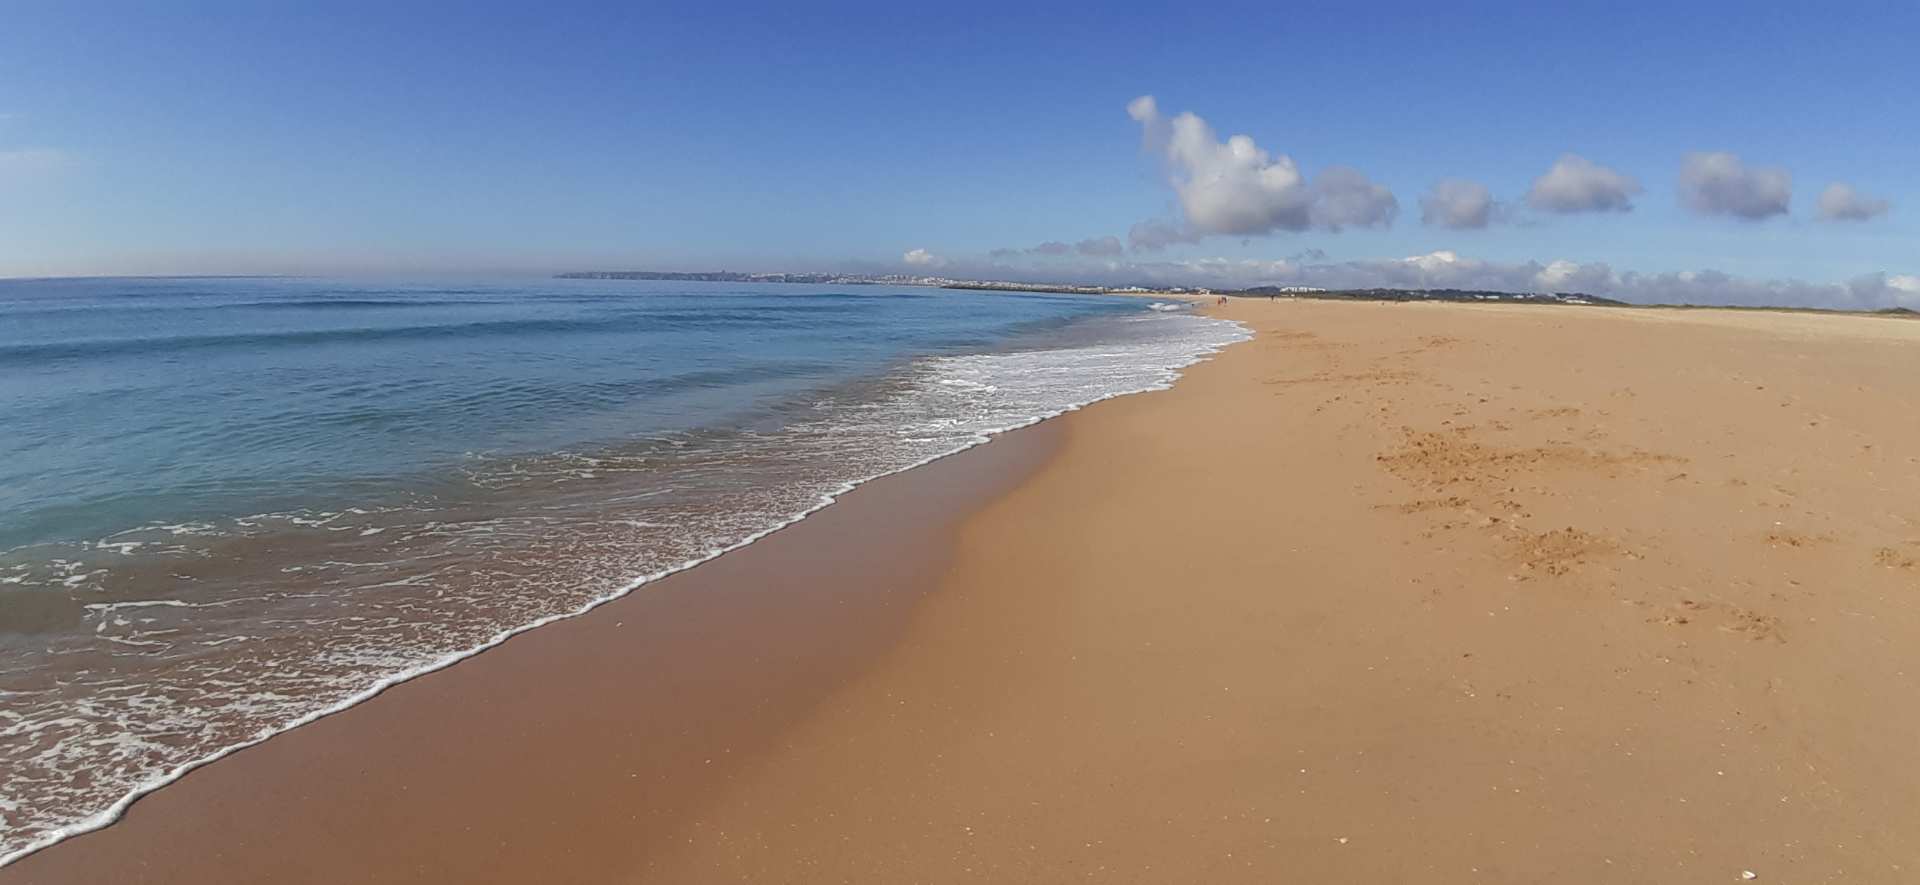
{"left": 2, "top": 1, "right": 1915, "bottom": 305}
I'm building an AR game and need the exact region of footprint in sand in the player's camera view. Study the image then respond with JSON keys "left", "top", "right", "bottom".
{"left": 1506, "top": 526, "right": 1621, "bottom": 578}
{"left": 1645, "top": 598, "right": 1785, "bottom": 643}
{"left": 1722, "top": 607, "right": 1786, "bottom": 643}
{"left": 1872, "top": 546, "right": 1918, "bottom": 570}
{"left": 1762, "top": 530, "right": 1831, "bottom": 549}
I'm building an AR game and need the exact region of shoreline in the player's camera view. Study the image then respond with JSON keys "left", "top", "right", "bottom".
{"left": 4, "top": 408, "right": 1080, "bottom": 883}
{"left": 12, "top": 299, "right": 1920, "bottom": 882}
{"left": 0, "top": 301, "right": 1245, "bottom": 871}
{"left": 0, "top": 435, "right": 1024, "bottom": 869}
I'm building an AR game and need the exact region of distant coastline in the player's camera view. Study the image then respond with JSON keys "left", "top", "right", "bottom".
{"left": 557, "top": 270, "right": 1920, "bottom": 316}
{"left": 553, "top": 270, "right": 1209, "bottom": 298}
{"left": 553, "top": 270, "right": 1611, "bottom": 305}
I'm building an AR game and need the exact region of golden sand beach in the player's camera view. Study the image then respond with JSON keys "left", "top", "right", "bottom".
{"left": 10, "top": 299, "right": 1919, "bottom": 883}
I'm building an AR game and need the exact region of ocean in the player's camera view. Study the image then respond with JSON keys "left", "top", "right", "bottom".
{"left": 0, "top": 275, "right": 1247, "bottom": 863}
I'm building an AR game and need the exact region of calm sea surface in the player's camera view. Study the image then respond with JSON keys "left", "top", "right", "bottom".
{"left": 0, "top": 276, "right": 1246, "bottom": 863}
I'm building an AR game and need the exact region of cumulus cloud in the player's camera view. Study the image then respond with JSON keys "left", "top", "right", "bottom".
{"left": 1525, "top": 154, "right": 1642, "bottom": 213}
{"left": 1125, "top": 95, "right": 1162, "bottom": 135}
{"left": 1311, "top": 166, "right": 1399, "bottom": 230}
{"left": 1125, "top": 95, "right": 1396, "bottom": 240}
{"left": 1397, "top": 249, "right": 1468, "bottom": 275}
{"left": 1419, "top": 178, "right": 1499, "bottom": 229}
{"left": 1030, "top": 241, "right": 1071, "bottom": 255}
{"left": 1153, "top": 105, "right": 1310, "bottom": 234}
{"left": 1534, "top": 258, "right": 1616, "bottom": 292}
{"left": 901, "top": 248, "right": 946, "bottom": 268}
{"left": 1850, "top": 272, "right": 1920, "bottom": 307}
{"left": 1678, "top": 152, "right": 1791, "bottom": 220}
{"left": 1816, "top": 182, "right": 1891, "bottom": 222}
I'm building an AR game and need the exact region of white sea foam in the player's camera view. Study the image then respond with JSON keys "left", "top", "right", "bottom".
{"left": 83, "top": 599, "right": 237, "bottom": 612}
{"left": 0, "top": 311, "right": 1248, "bottom": 867}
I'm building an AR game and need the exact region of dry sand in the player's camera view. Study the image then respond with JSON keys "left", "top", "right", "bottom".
{"left": 9, "top": 299, "right": 1919, "bottom": 883}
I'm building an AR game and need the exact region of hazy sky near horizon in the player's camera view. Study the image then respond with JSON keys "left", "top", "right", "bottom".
{"left": 3, "top": 2, "right": 1917, "bottom": 306}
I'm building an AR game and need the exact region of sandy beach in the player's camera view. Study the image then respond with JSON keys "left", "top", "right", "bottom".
{"left": 10, "top": 298, "right": 1920, "bottom": 883}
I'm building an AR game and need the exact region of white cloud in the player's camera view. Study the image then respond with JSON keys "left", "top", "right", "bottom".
{"left": 1857, "top": 272, "right": 1920, "bottom": 307}
{"left": 1158, "top": 107, "right": 1310, "bottom": 234}
{"left": 1125, "top": 95, "right": 1159, "bottom": 124}
{"left": 901, "top": 248, "right": 946, "bottom": 268}
{"left": 1534, "top": 258, "right": 1615, "bottom": 292}
{"left": 1525, "top": 154, "right": 1642, "bottom": 213}
{"left": 1419, "top": 178, "right": 1498, "bottom": 229}
{"left": 1678, "top": 152, "right": 1791, "bottom": 220}
{"left": 1399, "top": 249, "right": 1464, "bottom": 274}
{"left": 1311, "top": 166, "right": 1398, "bottom": 230}
{"left": 1125, "top": 95, "right": 1396, "bottom": 240}
{"left": 1815, "top": 182, "right": 1891, "bottom": 222}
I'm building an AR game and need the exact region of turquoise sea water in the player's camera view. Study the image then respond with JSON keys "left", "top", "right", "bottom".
{"left": 0, "top": 276, "right": 1247, "bottom": 863}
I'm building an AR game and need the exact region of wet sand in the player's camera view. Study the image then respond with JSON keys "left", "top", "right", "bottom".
{"left": 11, "top": 299, "right": 1920, "bottom": 883}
